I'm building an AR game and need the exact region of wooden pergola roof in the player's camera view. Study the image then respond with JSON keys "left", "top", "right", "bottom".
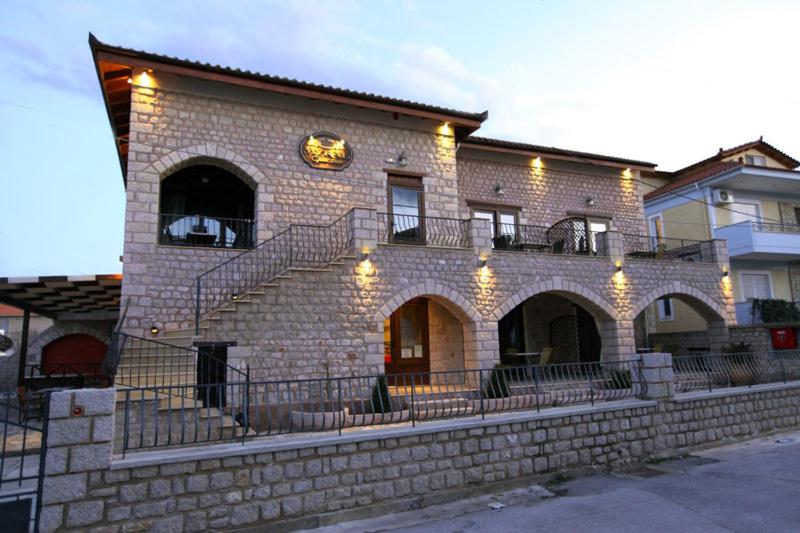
{"left": 0, "top": 274, "right": 122, "bottom": 320}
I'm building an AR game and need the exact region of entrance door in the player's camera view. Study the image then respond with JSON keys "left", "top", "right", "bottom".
{"left": 385, "top": 299, "right": 430, "bottom": 382}
{"left": 197, "top": 345, "right": 228, "bottom": 408}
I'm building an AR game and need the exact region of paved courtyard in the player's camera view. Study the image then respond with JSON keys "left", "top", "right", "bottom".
{"left": 302, "top": 430, "right": 800, "bottom": 533}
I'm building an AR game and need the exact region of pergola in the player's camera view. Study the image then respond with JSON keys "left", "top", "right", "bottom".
{"left": 0, "top": 274, "right": 121, "bottom": 386}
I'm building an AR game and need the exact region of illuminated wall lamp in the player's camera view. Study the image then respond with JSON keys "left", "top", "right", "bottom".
{"left": 150, "top": 325, "right": 159, "bottom": 336}
{"left": 479, "top": 256, "right": 488, "bottom": 268}
{"left": 615, "top": 259, "right": 623, "bottom": 272}
{"left": 721, "top": 269, "right": 729, "bottom": 280}
{"left": 232, "top": 294, "right": 239, "bottom": 301}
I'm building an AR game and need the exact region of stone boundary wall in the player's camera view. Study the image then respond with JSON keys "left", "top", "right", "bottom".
{"left": 39, "top": 380, "right": 800, "bottom": 532}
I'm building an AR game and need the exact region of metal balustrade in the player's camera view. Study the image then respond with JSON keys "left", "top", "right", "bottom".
{"left": 673, "top": 350, "right": 800, "bottom": 392}
{"left": 194, "top": 210, "right": 355, "bottom": 332}
{"left": 159, "top": 213, "right": 255, "bottom": 249}
{"left": 118, "top": 359, "right": 644, "bottom": 453}
{"left": 752, "top": 222, "right": 800, "bottom": 233}
{"left": 378, "top": 213, "right": 470, "bottom": 248}
{"left": 623, "top": 234, "right": 716, "bottom": 263}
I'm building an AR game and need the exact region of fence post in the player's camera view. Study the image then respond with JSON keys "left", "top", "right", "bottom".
{"left": 194, "top": 278, "right": 201, "bottom": 336}
{"left": 479, "top": 369, "right": 485, "bottom": 420}
{"left": 410, "top": 375, "right": 416, "bottom": 428}
{"left": 588, "top": 365, "right": 595, "bottom": 406}
{"left": 242, "top": 364, "right": 251, "bottom": 445}
{"left": 776, "top": 351, "right": 787, "bottom": 383}
{"left": 337, "top": 378, "right": 343, "bottom": 437}
{"left": 33, "top": 392, "right": 50, "bottom": 533}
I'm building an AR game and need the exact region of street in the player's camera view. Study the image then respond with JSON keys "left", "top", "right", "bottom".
{"left": 304, "top": 431, "right": 800, "bottom": 533}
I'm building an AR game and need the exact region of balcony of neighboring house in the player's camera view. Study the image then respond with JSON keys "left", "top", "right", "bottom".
{"left": 157, "top": 163, "right": 256, "bottom": 250}
{"left": 715, "top": 221, "right": 800, "bottom": 260}
{"left": 734, "top": 298, "right": 800, "bottom": 326}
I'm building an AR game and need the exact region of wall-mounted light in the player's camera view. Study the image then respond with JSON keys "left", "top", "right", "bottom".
{"left": 397, "top": 152, "right": 407, "bottom": 167}
{"left": 585, "top": 197, "right": 595, "bottom": 207}
{"left": 494, "top": 185, "right": 505, "bottom": 197}
{"left": 479, "top": 256, "right": 488, "bottom": 268}
{"left": 722, "top": 269, "right": 729, "bottom": 280}
{"left": 361, "top": 250, "right": 371, "bottom": 261}
{"left": 232, "top": 294, "right": 239, "bottom": 301}
{"left": 533, "top": 157, "right": 542, "bottom": 168}
{"left": 615, "top": 259, "right": 623, "bottom": 272}
{"left": 150, "top": 325, "right": 159, "bottom": 336}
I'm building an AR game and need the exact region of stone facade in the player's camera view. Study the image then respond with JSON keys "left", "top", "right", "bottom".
{"left": 116, "top": 69, "right": 734, "bottom": 381}
{"left": 38, "top": 379, "right": 800, "bottom": 532}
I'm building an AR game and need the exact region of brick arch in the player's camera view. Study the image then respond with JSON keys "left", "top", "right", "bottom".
{"left": 491, "top": 278, "right": 620, "bottom": 323}
{"left": 374, "top": 281, "right": 483, "bottom": 330}
{"left": 631, "top": 282, "right": 727, "bottom": 323}
{"left": 27, "top": 323, "right": 111, "bottom": 365}
{"left": 147, "top": 143, "right": 265, "bottom": 190}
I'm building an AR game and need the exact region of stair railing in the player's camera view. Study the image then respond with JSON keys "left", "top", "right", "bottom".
{"left": 194, "top": 209, "right": 355, "bottom": 334}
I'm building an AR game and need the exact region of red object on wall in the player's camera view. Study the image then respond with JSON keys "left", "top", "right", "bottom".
{"left": 770, "top": 327, "right": 798, "bottom": 350}
{"left": 42, "top": 334, "right": 107, "bottom": 375}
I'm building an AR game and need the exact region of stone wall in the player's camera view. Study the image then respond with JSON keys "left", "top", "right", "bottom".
{"left": 38, "top": 380, "right": 800, "bottom": 532}
{"left": 729, "top": 325, "right": 773, "bottom": 352}
{"left": 427, "top": 300, "right": 465, "bottom": 373}
{"left": 0, "top": 313, "right": 51, "bottom": 392}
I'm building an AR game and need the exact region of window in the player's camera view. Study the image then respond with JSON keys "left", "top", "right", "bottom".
{"left": 740, "top": 273, "right": 772, "bottom": 301}
{"left": 388, "top": 175, "right": 424, "bottom": 243}
{"left": 657, "top": 298, "right": 674, "bottom": 321}
{"left": 587, "top": 218, "right": 611, "bottom": 254}
{"left": 730, "top": 202, "right": 760, "bottom": 225}
{"left": 648, "top": 214, "right": 664, "bottom": 239}
{"left": 470, "top": 206, "right": 518, "bottom": 248}
{"left": 745, "top": 155, "right": 766, "bottom": 166}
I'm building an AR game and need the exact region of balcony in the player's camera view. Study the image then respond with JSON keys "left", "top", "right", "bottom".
{"left": 735, "top": 299, "right": 800, "bottom": 325}
{"left": 715, "top": 221, "right": 800, "bottom": 260}
{"left": 378, "top": 213, "right": 470, "bottom": 248}
{"left": 622, "top": 234, "right": 716, "bottom": 263}
{"left": 158, "top": 213, "right": 255, "bottom": 249}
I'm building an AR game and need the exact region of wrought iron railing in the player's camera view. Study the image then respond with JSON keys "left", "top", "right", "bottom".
{"left": 194, "top": 210, "right": 355, "bottom": 331}
{"left": 752, "top": 222, "right": 800, "bottom": 234}
{"left": 118, "top": 359, "right": 643, "bottom": 453}
{"left": 493, "top": 221, "right": 608, "bottom": 256}
{"left": 158, "top": 213, "right": 255, "bottom": 249}
{"left": 673, "top": 350, "right": 800, "bottom": 393}
{"left": 110, "top": 332, "right": 246, "bottom": 391}
{"left": 623, "top": 234, "right": 715, "bottom": 263}
{"left": 378, "top": 213, "right": 470, "bottom": 248}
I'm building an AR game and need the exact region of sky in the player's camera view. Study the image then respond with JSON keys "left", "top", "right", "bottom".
{"left": 2, "top": 0, "right": 799, "bottom": 276}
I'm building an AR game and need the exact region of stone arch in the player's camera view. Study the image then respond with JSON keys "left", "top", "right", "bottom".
{"left": 492, "top": 279, "right": 629, "bottom": 362}
{"left": 27, "top": 323, "right": 111, "bottom": 365}
{"left": 373, "top": 282, "right": 496, "bottom": 371}
{"left": 491, "top": 278, "right": 620, "bottom": 323}
{"left": 631, "top": 281, "right": 731, "bottom": 354}
{"left": 631, "top": 281, "right": 728, "bottom": 323}
{"left": 147, "top": 143, "right": 265, "bottom": 191}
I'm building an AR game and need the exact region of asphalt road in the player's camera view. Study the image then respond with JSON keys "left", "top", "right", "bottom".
{"left": 304, "top": 430, "right": 800, "bottom": 533}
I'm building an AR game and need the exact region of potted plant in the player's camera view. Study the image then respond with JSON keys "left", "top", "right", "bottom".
{"left": 346, "top": 375, "right": 411, "bottom": 426}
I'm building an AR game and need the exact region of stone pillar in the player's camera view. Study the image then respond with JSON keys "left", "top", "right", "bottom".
{"left": 469, "top": 217, "right": 492, "bottom": 260}
{"left": 350, "top": 207, "right": 378, "bottom": 257}
{"left": 632, "top": 352, "right": 675, "bottom": 401}
{"left": 604, "top": 230, "right": 624, "bottom": 266}
{"left": 599, "top": 320, "right": 637, "bottom": 362}
{"left": 40, "top": 388, "right": 116, "bottom": 533}
{"left": 709, "top": 238, "right": 729, "bottom": 268}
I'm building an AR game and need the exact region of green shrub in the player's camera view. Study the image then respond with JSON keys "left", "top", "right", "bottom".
{"left": 483, "top": 364, "right": 510, "bottom": 399}
{"left": 751, "top": 299, "right": 800, "bottom": 324}
{"left": 370, "top": 375, "right": 393, "bottom": 413}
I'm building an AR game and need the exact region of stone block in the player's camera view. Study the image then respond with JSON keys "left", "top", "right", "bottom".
{"left": 43, "top": 473, "right": 87, "bottom": 504}
{"left": 67, "top": 500, "right": 104, "bottom": 527}
{"left": 70, "top": 443, "right": 112, "bottom": 472}
{"left": 48, "top": 417, "right": 91, "bottom": 447}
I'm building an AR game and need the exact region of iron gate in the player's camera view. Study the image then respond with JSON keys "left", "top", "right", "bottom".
{"left": 0, "top": 392, "right": 48, "bottom": 533}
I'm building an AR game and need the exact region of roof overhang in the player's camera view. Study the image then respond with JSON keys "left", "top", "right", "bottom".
{"left": 459, "top": 138, "right": 656, "bottom": 171}
{"left": 89, "top": 34, "right": 489, "bottom": 183}
{"left": 0, "top": 274, "right": 122, "bottom": 321}
{"left": 703, "top": 166, "right": 800, "bottom": 196}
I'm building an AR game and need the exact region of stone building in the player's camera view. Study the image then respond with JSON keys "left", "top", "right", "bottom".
{"left": 89, "top": 35, "right": 734, "bottom": 383}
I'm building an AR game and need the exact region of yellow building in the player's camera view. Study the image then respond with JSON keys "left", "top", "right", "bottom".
{"left": 643, "top": 139, "right": 800, "bottom": 345}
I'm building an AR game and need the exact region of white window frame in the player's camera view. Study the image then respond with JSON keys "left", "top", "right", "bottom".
{"left": 648, "top": 213, "right": 664, "bottom": 239}
{"left": 729, "top": 199, "right": 763, "bottom": 226}
{"left": 657, "top": 298, "right": 674, "bottom": 321}
{"left": 737, "top": 270, "right": 774, "bottom": 303}
{"left": 745, "top": 154, "right": 766, "bottom": 166}
{"left": 0, "top": 328, "right": 6, "bottom": 356}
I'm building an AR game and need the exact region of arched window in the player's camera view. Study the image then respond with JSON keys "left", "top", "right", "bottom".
{"left": 159, "top": 164, "right": 255, "bottom": 249}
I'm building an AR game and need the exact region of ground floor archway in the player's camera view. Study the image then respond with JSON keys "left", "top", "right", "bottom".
{"left": 41, "top": 333, "right": 107, "bottom": 375}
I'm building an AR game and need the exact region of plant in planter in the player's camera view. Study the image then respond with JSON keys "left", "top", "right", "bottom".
{"left": 751, "top": 299, "right": 800, "bottom": 324}
{"left": 483, "top": 364, "right": 510, "bottom": 399}
{"left": 603, "top": 368, "right": 632, "bottom": 389}
{"left": 370, "top": 375, "right": 393, "bottom": 413}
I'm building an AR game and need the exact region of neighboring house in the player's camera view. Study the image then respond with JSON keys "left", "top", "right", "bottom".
{"left": 643, "top": 139, "right": 800, "bottom": 351}
{"left": 82, "top": 35, "right": 734, "bottom": 386}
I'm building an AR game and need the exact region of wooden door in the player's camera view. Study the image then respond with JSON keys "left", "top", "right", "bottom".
{"left": 385, "top": 299, "right": 430, "bottom": 381}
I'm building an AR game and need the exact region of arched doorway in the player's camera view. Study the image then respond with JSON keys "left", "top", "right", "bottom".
{"left": 42, "top": 334, "right": 107, "bottom": 375}
{"left": 498, "top": 293, "right": 608, "bottom": 365}
{"left": 159, "top": 164, "right": 256, "bottom": 248}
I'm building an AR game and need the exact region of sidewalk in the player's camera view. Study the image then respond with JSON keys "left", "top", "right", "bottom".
{"left": 300, "top": 430, "right": 800, "bottom": 533}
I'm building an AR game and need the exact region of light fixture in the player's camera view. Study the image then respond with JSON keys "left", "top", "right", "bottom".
{"left": 232, "top": 294, "right": 239, "bottom": 301}
{"left": 494, "top": 185, "right": 505, "bottom": 197}
{"left": 722, "top": 269, "right": 729, "bottom": 279}
{"left": 150, "top": 325, "right": 159, "bottom": 336}
{"left": 397, "top": 152, "right": 408, "bottom": 167}
{"left": 201, "top": 176, "right": 211, "bottom": 184}
{"left": 361, "top": 250, "right": 370, "bottom": 261}
{"left": 479, "top": 256, "right": 488, "bottom": 267}
{"left": 615, "top": 260, "right": 623, "bottom": 272}
{"left": 585, "top": 197, "right": 594, "bottom": 207}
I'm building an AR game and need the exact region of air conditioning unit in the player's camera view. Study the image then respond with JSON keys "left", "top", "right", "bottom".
{"left": 713, "top": 189, "right": 734, "bottom": 204}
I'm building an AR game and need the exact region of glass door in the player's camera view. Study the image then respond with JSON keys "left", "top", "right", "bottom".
{"left": 388, "top": 175, "right": 424, "bottom": 244}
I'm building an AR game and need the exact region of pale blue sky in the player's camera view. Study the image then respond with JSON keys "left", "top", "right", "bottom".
{"left": 2, "top": 0, "right": 799, "bottom": 276}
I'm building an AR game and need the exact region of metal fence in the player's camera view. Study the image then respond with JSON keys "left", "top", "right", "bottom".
{"left": 673, "top": 350, "right": 800, "bottom": 393}
{"left": 623, "top": 234, "right": 715, "bottom": 263}
{"left": 378, "top": 213, "right": 470, "bottom": 248}
{"left": 158, "top": 213, "right": 255, "bottom": 249}
{"left": 194, "top": 209, "right": 354, "bottom": 331}
{"left": 752, "top": 222, "right": 800, "bottom": 234}
{"left": 0, "top": 392, "right": 48, "bottom": 533}
{"left": 117, "top": 359, "right": 643, "bottom": 453}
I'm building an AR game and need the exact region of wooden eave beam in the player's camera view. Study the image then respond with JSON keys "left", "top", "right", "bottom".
{"left": 459, "top": 142, "right": 655, "bottom": 172}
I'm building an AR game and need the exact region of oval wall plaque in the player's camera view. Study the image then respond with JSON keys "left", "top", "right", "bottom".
{"left": 299, "top": 132, "right": 353, "bottom": 170}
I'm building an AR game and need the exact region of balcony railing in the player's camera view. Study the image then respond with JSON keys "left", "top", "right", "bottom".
{"left": 378, "top": 213, "right": 470, "bottom": 248}
{"left": 159, "top": 213, "right": 255, "bottom": 249}
{"left": 752, "top": 222, "right": 800, "bottom": 233}
{"left": 623, "top": 234, "right": 715, "bottom": 263}
{"left": 674, "top": 350, "right": 800, "bottom": 392}
{"left": 494, "top": 222, "right": 608, "bottom": 256}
